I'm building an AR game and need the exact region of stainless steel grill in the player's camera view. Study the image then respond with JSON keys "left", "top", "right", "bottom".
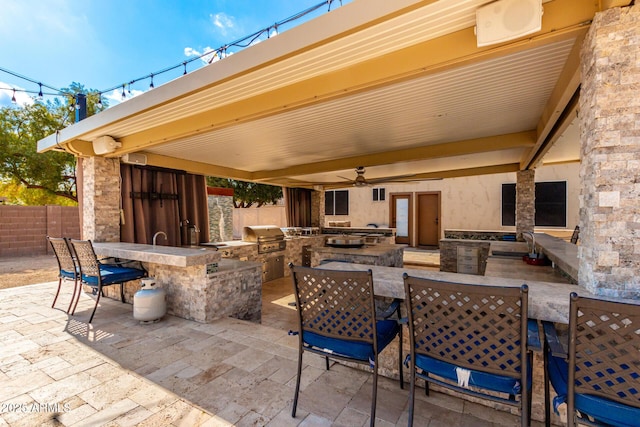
{"left": 242, "top": 225, "right": 286, "bottom": 254}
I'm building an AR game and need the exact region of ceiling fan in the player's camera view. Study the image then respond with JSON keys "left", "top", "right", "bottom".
{"left": 337, "top": 166, "right": 416, "bottom": 187}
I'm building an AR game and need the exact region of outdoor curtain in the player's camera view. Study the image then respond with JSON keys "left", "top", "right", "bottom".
{"left": 285, "top": 187, "right": 312, "bottom": 227}
{"left": 120, "top": 164, "right": 209, "bottom": 246}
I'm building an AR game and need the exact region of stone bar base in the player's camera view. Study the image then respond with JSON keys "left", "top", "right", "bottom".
{"left": 99, "top": 259, "right": 262, "bottom": 323}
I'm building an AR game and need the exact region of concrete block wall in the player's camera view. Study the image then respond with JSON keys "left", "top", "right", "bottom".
{"left": 0, "top": 205, "right": 80, "bottom": 257}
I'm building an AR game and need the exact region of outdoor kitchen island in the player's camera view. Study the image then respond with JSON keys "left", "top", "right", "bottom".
{"left": 310, "top": 243, "right": 405, "bottom": 267}
{"left": 91, "top": 242, "right": 262, "bottom": 323}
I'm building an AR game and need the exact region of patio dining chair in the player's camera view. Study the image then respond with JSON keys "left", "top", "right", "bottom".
{"left": 543, "top": 293, "right": 640, "bottom": 427}
{"left": 403, "top": 274, "right": 535, "bottom": 427}
{"left": 68, "top": 239, "right": 147, "bottom": 323}
{"left": 47, "top": 236, "right": 80, "bottom": 314}
{"left": 289, "top": 264, "right": 403, "bottom": 427}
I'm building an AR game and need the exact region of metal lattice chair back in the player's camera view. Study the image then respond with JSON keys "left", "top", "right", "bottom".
{"left": 47, "top": 236, "right": 81, "bottom": 313}
{"left": 293, "top": 267, "right": 375, "bottom": 344}
{"left": 48, "top": 237, "right": 76, "bottom": 274}
{"left": 405, "top": 276, "right": 527, "bottom": 378}
{"left": 69, "top": 239, "right": 101, "bottom": 277}
{"left": 569, "top": 293, "right": 640, "bottom": 408}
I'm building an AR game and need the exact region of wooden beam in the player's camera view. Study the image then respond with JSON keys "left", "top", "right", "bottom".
{"left": 252, "top": 131, "right": 535, "bottom": 181}
{"left": 521, "top": 30, "right": 586, "bottom": 169}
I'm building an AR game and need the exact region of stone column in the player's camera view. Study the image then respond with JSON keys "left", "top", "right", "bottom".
{"left": 311, "top": 189, "right": 325, "bottom": 228}
{"left": 579, "top": 5, "right": 640, "bottom": 298}
{"left": 516, "top": 169, "right": 535, "bottom": 241}
{"left": 81, "top": 156, "right": 121, "bottom": 242}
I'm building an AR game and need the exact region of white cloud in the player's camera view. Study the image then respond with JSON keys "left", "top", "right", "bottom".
{"left": 103, "top": 87, "right": 145, "bottom": 106}
{"left": 184, "top": 46, "right": 219, "bottom": 65}
{"left": 211, "top": 12, "right": 236, "bottom": 37}
{"left": 0, "top": 83, "right": 34, "bottom": 107}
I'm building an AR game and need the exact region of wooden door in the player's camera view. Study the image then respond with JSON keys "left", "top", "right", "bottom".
{"left": 417, "top": 192, "right": 440, "bottom": 248}
{"left": 390, "top": 193, "right": 412, "bottom": 245}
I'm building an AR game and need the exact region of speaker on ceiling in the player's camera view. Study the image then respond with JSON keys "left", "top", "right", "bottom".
{"left": 120, "top": 153, "right": 147, "bottom": 165}
{"left": 92, "top": 135, "right": 121, "bottom": 155}
{"left": 475, "top": 0, "right": 543, "bottom": 47}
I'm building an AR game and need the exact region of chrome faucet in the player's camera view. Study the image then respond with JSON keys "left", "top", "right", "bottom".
{"left": 153, "top": 231, "right": 167, "bottom": 246}
{"left": 522, "top": 232, "right": 536, "bottom": 255}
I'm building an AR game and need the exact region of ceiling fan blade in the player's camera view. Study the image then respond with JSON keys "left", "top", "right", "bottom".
{"left": 337, "top": 175, "right": 353, "bottom": 181}
{"left": 367, "top": 174, "right": 416, "bottom": 184}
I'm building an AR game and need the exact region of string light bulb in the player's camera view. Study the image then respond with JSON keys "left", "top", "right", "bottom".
{"left": 38, "top": 83, "right": 43, "bottom": 98}
{"left": 121, "top": 84, "right": 126, "bottom": 100}
{"left": 149, "top": 74, "right": 154, "bottom": 89}
{"left": 183, "top": 62, "right": 187, "bottom": 75}
{"left": 97, "top": 94, "right": 103, "bottom": 109}
{"left": 268, "top": 24, "right": 278, "bottom": 38}
{"left": 11, "top": 89, "right": 16, "bottom": 104}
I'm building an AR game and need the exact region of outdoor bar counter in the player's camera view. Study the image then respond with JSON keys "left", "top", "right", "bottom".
{"left": 92, "top": 242, "right": 262, "bottom": 323}
{"left": 318, "top": 261, "right": 639, "bottom": 324}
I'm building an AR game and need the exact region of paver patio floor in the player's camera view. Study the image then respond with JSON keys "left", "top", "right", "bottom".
{"left": 0, "top": 280, "right": 542, "bottom": 426}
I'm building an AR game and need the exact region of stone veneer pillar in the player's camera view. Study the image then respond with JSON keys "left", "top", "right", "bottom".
{"left": 515, "top": 169, "right": 535, "bottom": 241}
{"left": 311, "top": 189, "right": 325, "bottom": 228}
{"left": 81, "top": 156, "right": 121, "bottom": 242}
{"left": 578, "top": 5, "right": 640, "bottom": 298}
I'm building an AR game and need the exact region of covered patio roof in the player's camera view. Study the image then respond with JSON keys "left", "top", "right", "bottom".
{"left": 38, "top": 0, "right": 619, "bottom": 189}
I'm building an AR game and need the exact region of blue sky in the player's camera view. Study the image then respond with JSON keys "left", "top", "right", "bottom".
{"left": 0, "top": 0, "right": 351, "bottom": 107}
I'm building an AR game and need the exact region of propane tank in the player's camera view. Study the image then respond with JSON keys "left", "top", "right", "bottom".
{"left": 133, "top": 277, "right": 166, "bottom": 323}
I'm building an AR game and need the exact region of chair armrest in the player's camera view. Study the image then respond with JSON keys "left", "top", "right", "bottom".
{"left": 542, "top": 320, "right": 567, "bottom": 358}
{"left": 376, "top": 298, "right": 401, "bottom": 320}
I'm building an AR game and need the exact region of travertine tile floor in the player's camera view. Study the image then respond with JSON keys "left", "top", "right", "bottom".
{"left": 1, "top": 274, "right": 543, "bottom": 426}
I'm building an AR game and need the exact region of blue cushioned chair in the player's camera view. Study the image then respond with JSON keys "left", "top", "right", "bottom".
{"left": 47, "top": 236, "right": 81, "bottom": 314}
{"left": 543, "top": 293, "right": 640, "bottom": 427}
{"left": 69, "top": 239, "right": 147, "bottom": 323}
{"left": 403, "top": 274, "right": 535, "bottom": 427}
{"left": 289, "top": 264, "right": 403, "bottom": 427}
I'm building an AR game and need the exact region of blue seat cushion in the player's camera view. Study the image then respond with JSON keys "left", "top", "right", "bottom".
{"left": 82, "top": 265, "right": 146, "bottom": 286}
{"left": 547, "top": 353, "right": 640, "bottom": 427}
{"left": 303, "top": 319, "right": 399, "bottom": 361}
{"left": 414, "top": 352, "right": 531, "bottom": 395}
{"left": 60, "top": 269, "right": 77, "bottom": 279}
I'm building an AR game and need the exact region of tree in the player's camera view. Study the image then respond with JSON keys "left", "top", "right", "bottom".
{"left": 0, "top": 83, "right": 106, "bottom": 204}
{"left": 207, "top": 177, "right": 283, "bottom": 208}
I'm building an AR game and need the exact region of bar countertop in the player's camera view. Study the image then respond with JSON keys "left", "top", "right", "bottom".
{"left": 318, "top": 262, "right": 639, "bottom": 324}
{"left": 92, "top": 242, "right": 222, "bottom": 267}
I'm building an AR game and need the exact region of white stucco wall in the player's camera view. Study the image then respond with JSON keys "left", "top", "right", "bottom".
{"left": 232, "top": 204, "right": 287, "bottom": 239}
{"left": 325, "top": 163, "right": 580, "bottom": 243}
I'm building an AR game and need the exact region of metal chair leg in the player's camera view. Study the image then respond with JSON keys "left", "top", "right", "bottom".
{"left": 408, "top": 361, "right": 416, "bottom": 427}
{"left": 398, "top": 325, "right": 404, "bottom": 389}
{"left": 292, "top": 349, "right": 303, "bottom": 417}
{"left": 70, "top": 282, "right": 82, "bottom": 315}
{"left": 89, "top": 286, "right": 102, "bottom": 323}
{"left": 66, "top": 279, "right": 78, "bottom": 314}
{"left": 120, "top": 283, "right": 125, "bottom": 303}
{"left": 51, "top": 278, "right": 63, "bottom": 308}
{"left": 370, "top": 356, "right": 378, "bottom": 427}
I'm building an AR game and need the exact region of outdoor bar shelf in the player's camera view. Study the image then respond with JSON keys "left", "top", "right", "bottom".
{"left": 91, "top": 242, "right": 262, "bottom": 323}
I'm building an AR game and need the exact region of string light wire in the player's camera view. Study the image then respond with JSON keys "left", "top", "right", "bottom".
{"left": 1, "top": 0, "right": 345, "bottom": 106}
